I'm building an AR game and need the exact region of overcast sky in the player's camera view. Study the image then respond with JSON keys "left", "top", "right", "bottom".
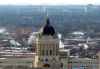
{"left": 0, "top": 0, "right": 99, "bottom": 5}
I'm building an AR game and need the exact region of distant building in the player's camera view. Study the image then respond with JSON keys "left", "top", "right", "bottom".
{"left": 68, "top": 57, "right": 99, "bottom": 69}
{"left": 69, "top": 31, "right": 85, "bottom": 39}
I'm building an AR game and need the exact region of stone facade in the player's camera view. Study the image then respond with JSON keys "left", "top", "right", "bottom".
{"left": 33, "top": 36, "right": 61, "bottom": 69}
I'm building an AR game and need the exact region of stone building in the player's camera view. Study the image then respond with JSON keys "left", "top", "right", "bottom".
{"left": 33, "top": 18, "right": 62, "bottom": 69}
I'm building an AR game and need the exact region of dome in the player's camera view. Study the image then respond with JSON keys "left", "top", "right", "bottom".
{"left": 42, "top": 18, "right": 55, "bottom": 36}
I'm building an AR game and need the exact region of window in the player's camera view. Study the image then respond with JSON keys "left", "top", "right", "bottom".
{"left": 60, "top": 63, "right": 63, "bottom": 68}
{"left": 45, "top": 58, "right": 48, "bottom": 62}
{"left": 46, "top": 50, "right": 48, "bottom": 55}
{"left": 50, "top": 50, "right": 52, "bottom": 55}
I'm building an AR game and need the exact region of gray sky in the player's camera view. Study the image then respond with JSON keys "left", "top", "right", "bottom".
{"left": 0, "top": 0, "right": 99, "bottom": 5}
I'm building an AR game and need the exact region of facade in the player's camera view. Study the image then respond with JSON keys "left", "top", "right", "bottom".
{"left": 59, "top": 49, "right": 70, "bottom": 69}
{"left": 33, "top": 36, "right": 60, "bottom": 68}
{"left": 97, "top": 51, "right": 100, "bottom": 69}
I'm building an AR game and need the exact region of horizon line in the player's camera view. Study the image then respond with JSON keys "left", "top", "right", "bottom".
{"left": 0, "top": 4, "right": 99, "bottom": 6}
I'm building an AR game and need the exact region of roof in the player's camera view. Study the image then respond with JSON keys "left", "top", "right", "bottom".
{"left": 42, "top": 18, "right": 55, "bottom": 36}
